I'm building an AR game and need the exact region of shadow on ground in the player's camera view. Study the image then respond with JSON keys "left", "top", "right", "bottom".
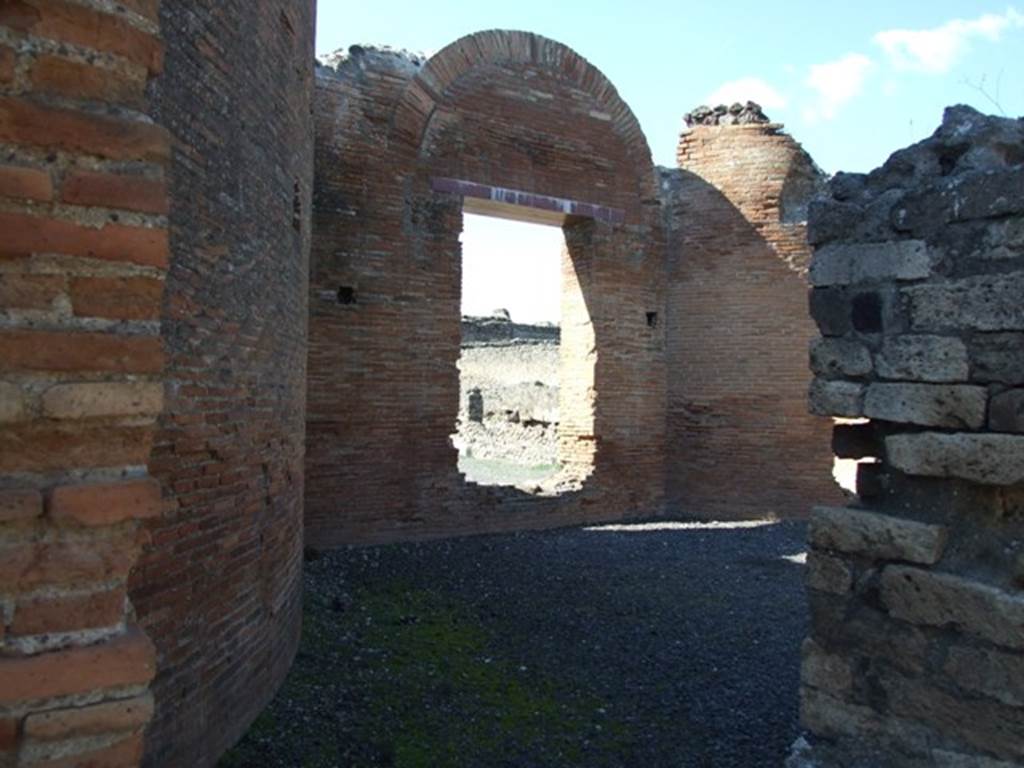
{"left": 220, "top": 518, "right": 808, "bottom": 768}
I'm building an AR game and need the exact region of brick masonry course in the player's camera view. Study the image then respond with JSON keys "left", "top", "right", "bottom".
{"left": 665, "top": 122, "right": 841, "bottom": 520}
{"left": 127, "top": 3, "right": 315, "bottom": 767}
{"left": 0, "top": 2, "right": 168, "bottom": 766}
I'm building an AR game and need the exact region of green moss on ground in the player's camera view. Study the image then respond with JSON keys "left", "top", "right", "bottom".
{"left": 219, "top": 579, "right": 630, "bottom": 767}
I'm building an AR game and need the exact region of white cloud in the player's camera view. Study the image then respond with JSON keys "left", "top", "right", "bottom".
{"left": 874, "top": 8, "right": 1024, "bottom": 73}
{"left": 705, "top": 77, "right": 788, "bottom": 110}
{"left": 802, "top": 53, "right": 874, "bottom": 123}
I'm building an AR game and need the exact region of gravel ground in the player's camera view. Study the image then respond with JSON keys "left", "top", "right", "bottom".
{"left": 220, "top": 518, "right": 809, "bottom": 768}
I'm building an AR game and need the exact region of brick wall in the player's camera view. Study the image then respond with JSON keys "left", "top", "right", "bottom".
{"left": 797, "top": 106, "right": 1024, "bottom": 767}
{"left": 0, "top": 1, "right": 167, "bottom": 766}
{"left": 307, "top": 32, "right": 666, "bottom": 545}
{"left": 664, "top": 123, "right": 842, "bottom": 519}
{"left": 127, "top": 2, "right": 315, "bottom": 766}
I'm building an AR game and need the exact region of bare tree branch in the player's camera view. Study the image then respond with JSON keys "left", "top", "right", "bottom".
{"left": 960, "top": 72, "right": 1007, "bottom": 116}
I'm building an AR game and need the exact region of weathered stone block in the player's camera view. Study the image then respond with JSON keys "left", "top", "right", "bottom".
{"left": 800, "top": 686, "right": 939, "bottom": 755}
{"left": 905, "top": 272, "right": 1024, "bottom": 332}
{"left": 944, "top": 645, "right": 1024, "bottom": 707}
{"left": 23, "top": 692, "right": 153, "bottom": 741}
{"left": 881, "top": 668, "right": 1024, "bottom": 762}
{"left": 986, "top": 217, "right": 1024, "bottom": 253}
{"left": 876, "top": 335, "right": 969, "bottom": 382}
{"left": 989, "top": 389, "right": 1024, "bottom": 433}
{"left": 810, "top": 506, "right": 947, "bottom": 565}
{"left": 881, "top": 566, "right": 1024, "bottom": 650}
{"left": 810, "top": 338, "right": 872, "bottom": 378}
{"left": 806, "top": 199, "right": 862, "bottom": 246}
{"left": 811, "top": 603, "right": 930, "bottom": 676}
{"left": 809, "top": 379, "right": 865, "bottom": 418}
{"left": 810, "top": 240, "right": 933, "bottom": 287}
{"left": 807, "top": 550, "right": 854, "bottom": 594}
{"left": 932, "top": 750, "right": 1021, "bottom": 768}
{"left": 885, "top": 432, "right": 1024, "bottom": 485}
{"left": 801, "top": 639, "right": 852, "bottom": 693}
{"left": 42, "top": 381, "right": 163, "bottom": 420}
{"left": 864, "top": 383, "right": 987, "bottom": 429}
{"left": 950, "top": 168, "right": 1024, "bottom": 222}
{"left": 894, "top": 168, "right": 1024, "bottom": 234}
{"left": 800, "top": 687, "right": 874, "bottom": 739}
{"left": 830, "top": 172, "right": 866, "bottom": 202}
{"left": 970, "top": 333, "right": 1024, "bottom": 385}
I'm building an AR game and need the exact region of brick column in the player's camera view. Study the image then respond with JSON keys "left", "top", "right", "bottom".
{"left": 665, "top": 114, "right": 840, "bottom": 519}
{"left": 798, "top": 106, "right": 1024, "bottom": 767}
{"left": 0, "top": 2, "right": 167, "bottom": 766}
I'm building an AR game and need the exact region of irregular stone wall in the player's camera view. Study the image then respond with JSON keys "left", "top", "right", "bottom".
{"left": 664, "top": 121, "right": 841, "bottom": 519}
{"left": 0, "top": 2, "right": 167, "bottom": 766}
{"left": 127, "top": 2, "right": 315, "bottom": 766}
{"left": 307, "top": 33, "right": 666, "bottom": 545}
{"left": 460, "top": 313, "right": 560, "bottom": 345}
{"left": 799, "top": 106, "right": 1024, "bottom": 767}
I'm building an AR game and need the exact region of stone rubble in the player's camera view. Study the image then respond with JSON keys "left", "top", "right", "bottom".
{"left": 683, "top": 101, "right": 771, "bottom": 127}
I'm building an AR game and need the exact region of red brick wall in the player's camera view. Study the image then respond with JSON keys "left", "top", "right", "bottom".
{"left": 127, "top": 2, "right": 316, "bottom": 766}
{"left": 307, "top": 32, "right": 666, "bottom": 545}
{"left": 0, "top": 1, "right": 167, "bottom": 765}
{"left": 665, "top": 124, "right": 842, "bottom": 518}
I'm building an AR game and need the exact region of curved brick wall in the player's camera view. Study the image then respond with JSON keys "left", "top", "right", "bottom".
{"left": 664, "top": 122, "right": 843, "bottom": 519}
{"left": 128, "top": 2, "right": 315, "bottom": 766}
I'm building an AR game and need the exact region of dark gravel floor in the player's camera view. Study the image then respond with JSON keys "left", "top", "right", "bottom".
{"left": 220, "top": 518, "right": 810, "bottom": 768}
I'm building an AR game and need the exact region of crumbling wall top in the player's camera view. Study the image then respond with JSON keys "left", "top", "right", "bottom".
{"left": 821, "top": 105, "right": 1024, "bottom": 211}
{"left": 315, "top": 44, "right": 425, "bottom": 82}
{"left": 683, "top": 101, "right": 772, "bottom": 128}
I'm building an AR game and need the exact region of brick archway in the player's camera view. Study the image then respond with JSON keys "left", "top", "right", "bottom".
{"left": 391, "top": 30, "right": 659, "bottom": 203}
{"left": 306, "top": 32, "right": 666, "bottom": 544}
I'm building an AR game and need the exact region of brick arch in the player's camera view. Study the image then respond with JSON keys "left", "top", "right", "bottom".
{"left": 306, "top": 32, "right": 667, "bottom": 544}
{"left": 391, "top": 29, "right": 658, "bottom": 201}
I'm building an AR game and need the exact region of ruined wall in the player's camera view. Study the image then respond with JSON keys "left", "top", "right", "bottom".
{"left": 664, "top": 116, "right": 841, "bottom": 519}
{"left": 455, "top": 318, "right": 560, "bottom": 469}
{"left": 798, "top": 106, "right": 1024, "bottom": 767}
{"left": 0, "top": 1, "right": 167, "bottom": 765}
{"left": 307, "top": 32, "right": 665, "bottom": 545}
{"left": 127, "top": 2, "right": 316, "bottom": 766}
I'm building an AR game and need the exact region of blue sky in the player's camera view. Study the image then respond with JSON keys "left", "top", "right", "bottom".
{"left": 315, "top": 1, "right": 1024, "bottom": 321}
